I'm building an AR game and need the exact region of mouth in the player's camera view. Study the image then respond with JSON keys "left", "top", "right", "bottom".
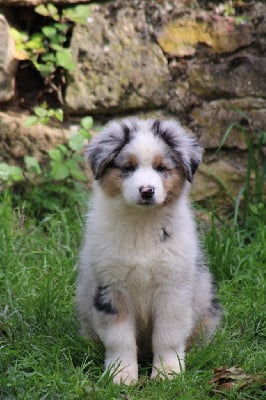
{"left": 124, "top": 196, "right": 161, "bottom": 208}
{"left": 136, "top": 199, "right": 157, "bottom": 207}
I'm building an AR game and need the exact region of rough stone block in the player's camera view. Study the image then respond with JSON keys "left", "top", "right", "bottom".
{"left": 188, "top": 56, "right": 266, "bottom": 99}
{"left": 192, "top": 156, "right": 248, "bottom": 202}
{"left": 0, "top": 111, "right": 70, "bottom": 163}
{"left": 0, "top": 15, "right": 17, "bottom": 103}
{"left": 65, "top": 5, "right": 170, "bottom": 114}
{"left": 191, "top": 98, "right": 266, "bottom": 150}
{"left": 156, "top": 12, "right": 253, "bottom": 57}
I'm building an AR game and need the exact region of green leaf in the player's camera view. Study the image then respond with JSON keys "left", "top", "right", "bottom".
{"left": 56, "top": 144, "right": 68, "bottom": 154}
{"left": 36, "top": 4, "right": 59, "bottom": 21}
{"left": 24, "top": 116, "right": 39, "bottom": 127}
{"left": 249, "top": 204, "right": 259, "bottom": 216}
{"left": 54, "top": 35, "right": 67, "bottom": 45}
{"left": 10, "top": 27, "right": 29, "bottom": 44}
{"left": 34, "top": 106, "right": 47, "bottom": 118}
{"left": 63, "top": 5, "right": 91, "bottom": 25}
{"left": 50, "top": 43, "right": 64, "bottom": 52}
{"left": 50, "top": 161, "right": 69, "bottom": 180}
{"left": 49, "top": 148, "right": 63, "bottom": 162}
{"left": 55, "top": 50, "right": 75, "bottom": 70}
{"left": 35, "top": 4, "right": 50, "bottom": 17}
{"left": 68, "top": 132, "right": 85, "bottom": 151}
{"left": 9, "top": 166, "right": 24, "bottom": 182}
{"left": 54, "top": 109, "right": 64, "bottom": 122}
{"left": 81, "top": 116, "right": 93, "bottom": 131}
{"left": 72, "top": 153, "right": 84, "bottom": 163}
{"left": 78, "top": 128, "right": 91, "bottom": 140}
{"left": 47, "top": 3, "right": 60, "bottom": 20}
{"left": 69, "top": 168, "right": 87, "bottom": 181}
{"left": 0, "top": 163, "right": 10, "bottom": 181}
{"left": 39, "top": 117, "right": 50, "bottom": 125}
{"left": 42, "top": 26, "right": 57, "bottom": 38}
{"left": 24, "top": 156, "right": 42, "bottom": 175}
{"left": 65, "top": 159, "right": 86, "bottom": 181}
{"left": 54, "top": 22, "right": 70, "bottom": 33}
{"left": 41, "top": 53, "right": 56, "bottom": 63}
{"left": 25, "top": 33, "right": 44, "bottom": 51}
{"left": 47, "top": 109, "right": 55, "bottom": 117}
{"left": 36, "top": 62, "right": 55, "bottom": 76}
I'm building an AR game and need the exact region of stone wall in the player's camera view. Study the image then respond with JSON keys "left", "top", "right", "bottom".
{"left": 0, "top": 0, "right": 265, "bottom": 203}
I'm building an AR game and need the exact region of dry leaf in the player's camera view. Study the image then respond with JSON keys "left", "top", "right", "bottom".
{"left": 209, "top": 365, "right": 266, "bottom": 392}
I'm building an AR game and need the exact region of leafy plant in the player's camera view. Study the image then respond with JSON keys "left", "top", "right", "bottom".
{"left": 68, "top": 116, "right": 94, "bottom": 152}
{"left": 0, "top": 110, "right": 93, "bottom": 216}
{"left": 0, "top": 164, "right": 24, "bottom": 185}
{"left": 47, "top": 117, "right": 93, "bottom": 182}
{"left": 214, "top": 1, "right": 251, "bottom": 25}
{"left": 11, "top": 3, "right": 90, "bottom": 103}
{"left": 24, "top": 102, "right": 63, "bottom": 126}
{"left": 223, "top": 1, "right": 236, "bottom": 17}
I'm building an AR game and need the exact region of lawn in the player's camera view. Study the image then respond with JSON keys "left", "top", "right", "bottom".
{"left": 0, "top": 191, "right": 265, "bottom": 399}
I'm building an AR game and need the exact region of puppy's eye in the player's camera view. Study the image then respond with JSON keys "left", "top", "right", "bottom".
{"left": 122, "top": 164, "right": 136, "bottom": 174}
{"left": 155, "top": 165, "right": 167, "bottom": 173}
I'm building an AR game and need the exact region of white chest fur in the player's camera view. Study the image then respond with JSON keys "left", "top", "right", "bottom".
{"left": 81, "top": 190, "right": 197, "bottom": 319}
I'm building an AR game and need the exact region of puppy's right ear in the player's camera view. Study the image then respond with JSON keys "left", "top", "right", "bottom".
{"left": 87, "top": 119, "right": 135, "bottom": 180}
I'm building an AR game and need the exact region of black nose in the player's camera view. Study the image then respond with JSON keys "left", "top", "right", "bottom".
{"left": 139, "top": 185, "right": 155, "bottom": 200}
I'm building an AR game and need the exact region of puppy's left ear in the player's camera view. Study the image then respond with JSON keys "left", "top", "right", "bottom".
{"left": 152, "top": 119, "right": 203, "bottom": 183}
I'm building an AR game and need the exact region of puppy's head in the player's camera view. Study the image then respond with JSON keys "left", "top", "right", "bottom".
{"left": 87, "top": 118, "right": 202, "bottom": 207}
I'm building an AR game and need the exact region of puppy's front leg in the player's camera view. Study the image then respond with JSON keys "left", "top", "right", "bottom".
{"left": 103, "top": 320, "right": 138, "bottom": 385}
{"left": 151, "top": 289, "right": 193, "bottom": 380}
{"left": 93, "top": 286, "right": 138, "bottom": 385}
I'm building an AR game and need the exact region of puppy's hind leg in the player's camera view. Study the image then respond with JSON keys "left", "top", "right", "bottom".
{"left": 201, "top": 296, "right": 223, "bottom": 341}
{"left": 93, "top": 286, "right": 138, "bottom": 385}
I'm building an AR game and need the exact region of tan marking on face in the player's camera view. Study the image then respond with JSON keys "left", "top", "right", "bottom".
{"left": 163, "top": 169, "right": 185, "bottom": 205}
{"left": 126, "top": 153, "right": 138, "bottom": 167}
{"left": 152, "top": 154, "right": 165, "bottom": 169}
{"left": 100, "top": 168, "right": 123, "bottom": 197}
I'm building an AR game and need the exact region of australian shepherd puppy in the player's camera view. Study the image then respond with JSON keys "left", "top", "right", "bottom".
{"left": 76, "top": 118, "right": 222, "bottom": 385}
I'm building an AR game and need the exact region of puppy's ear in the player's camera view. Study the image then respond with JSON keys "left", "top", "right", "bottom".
{"left": 151, "top": 119, "right": 202, "bottom": 183}
{"left": 87, "top": 119, "right": 136, "bottom": 180}
{"left": 183, "top": 137, "right": 202, "bottom": 183}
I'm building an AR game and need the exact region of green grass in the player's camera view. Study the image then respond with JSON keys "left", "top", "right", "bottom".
{"left": 0, "top": 191, "right": 265, "bottom": 400}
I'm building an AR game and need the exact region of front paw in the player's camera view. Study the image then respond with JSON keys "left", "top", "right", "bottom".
{"left": 112, "top": 367, "right": 138, "bottom": 385}
{"left": 151, "top": 358, "right": 185, "bottom": 380}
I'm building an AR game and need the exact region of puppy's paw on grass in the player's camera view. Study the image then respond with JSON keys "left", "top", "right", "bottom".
{"left": 151, "top": 362, "right": 184, "bottom": 381}
{"left": 112, "top": 368, "right": 138, "bottom": 385}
